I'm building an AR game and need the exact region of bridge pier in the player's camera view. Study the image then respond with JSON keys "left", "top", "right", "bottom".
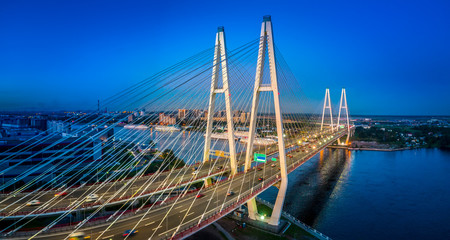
{"left": 267, "top": 177, "right": 287, "bottom": 226}
{"left": 247, "top": 198, "right": 258, "bottom": 220}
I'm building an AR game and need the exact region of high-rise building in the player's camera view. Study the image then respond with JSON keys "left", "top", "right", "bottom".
{"left": 159, "top": 113, "right": 176, "bottom": 125}
{"left": 47, "top": 120, "right": 71, "bottom": 134}
{"left": 178, "top": 109, "right": 188, "bottom": 119}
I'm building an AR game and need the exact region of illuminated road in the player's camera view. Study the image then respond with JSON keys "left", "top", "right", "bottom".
{"left": 5, "top": 130, "right": 348, "bottom": 240}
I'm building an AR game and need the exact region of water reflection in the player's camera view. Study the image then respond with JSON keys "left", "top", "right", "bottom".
{"left": 260, "top": 148, "right": 352, "bottom": 226}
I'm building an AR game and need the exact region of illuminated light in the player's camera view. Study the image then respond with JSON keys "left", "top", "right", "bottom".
{"left": 260, "top": 215, "right": 265, "bottom": 220}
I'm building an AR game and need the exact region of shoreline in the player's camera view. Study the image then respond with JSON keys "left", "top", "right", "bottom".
{"left": 348, "top": 147, "right": 412, "bottom": 152}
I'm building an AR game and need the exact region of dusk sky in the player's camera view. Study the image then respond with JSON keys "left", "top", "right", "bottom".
{"left": 1, "top": 0, "right": 449, "bottom": 115}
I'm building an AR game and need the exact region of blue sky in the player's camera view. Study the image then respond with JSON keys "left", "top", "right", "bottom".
{"left": 0, "top": 0, "right": 449, "bottom": 115}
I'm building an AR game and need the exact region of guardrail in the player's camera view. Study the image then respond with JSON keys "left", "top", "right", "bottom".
{"left": 170, "top": 175, "right": 280, "bottom": 240}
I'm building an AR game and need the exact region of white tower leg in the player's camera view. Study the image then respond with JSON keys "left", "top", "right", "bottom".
{"left": 203, "top": 27, "right": 238, "bottom": 175}
{"left": 336, "top": 88, "right": 351, "bottom": 144}
{"left": 320, "top": 88, "right": 334, "bottom": 133}
{"left": 244, "top": 16, "right": 288, "bottom": 226}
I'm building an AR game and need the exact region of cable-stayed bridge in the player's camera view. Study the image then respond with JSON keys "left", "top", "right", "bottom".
{"left": 0, "top": 16, "right": 353, "bottom": 239}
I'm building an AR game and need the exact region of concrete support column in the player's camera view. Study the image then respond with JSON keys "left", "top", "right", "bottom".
{"left": 247, "top": 198, "right": 258, "bottom": 220}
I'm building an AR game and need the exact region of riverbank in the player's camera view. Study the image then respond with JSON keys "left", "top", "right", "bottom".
{"left": 349, "top": 147, "right": 411, "bottom": 152}
{"left": 350, "top": 141, "right": 412, "bottom": 152}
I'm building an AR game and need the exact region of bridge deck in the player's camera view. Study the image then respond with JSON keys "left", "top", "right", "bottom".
{"left": 5, "top": 130, "right": 348, "bottom": 239}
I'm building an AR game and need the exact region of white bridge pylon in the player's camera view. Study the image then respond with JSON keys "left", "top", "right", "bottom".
{"left": 320, "top": 88, "right": 334, "bottom": 132}
{"left": 244, "top": 15, "right": 288, "bottom": 226}
{"left": 203, "top": 26, "right": 238, "bottom": 176}
{"left": 337, "top": 88, "right": 351, "bottom": 144}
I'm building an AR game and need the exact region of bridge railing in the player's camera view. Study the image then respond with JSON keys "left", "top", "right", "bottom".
{"left": 169, "top": 173, "right": 280, "bottom": 240}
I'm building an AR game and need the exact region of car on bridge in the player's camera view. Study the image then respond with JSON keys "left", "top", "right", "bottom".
{"left": 123, "top": 229, "right": 138, "bottom": 237}
{"left": 26, "top": 200, "right": 41, "bottom": 206}
{"left": 85, "top": 194, "right": 98, "bottom": 203}
{"left": 55, "top": 191, "right": 68, "bottom": 197}
{"left": 69, "top": 232, "right": 90, "bottom": 240}
{"left": 227, "top": 191, "right": 234, "bottom": 196}
{"left": 196, "top": 193, "right": 205, "bottom": 198}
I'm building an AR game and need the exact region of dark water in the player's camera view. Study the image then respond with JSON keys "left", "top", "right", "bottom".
{"left": 260, "top": 148, "right": 450, "bottom": 240}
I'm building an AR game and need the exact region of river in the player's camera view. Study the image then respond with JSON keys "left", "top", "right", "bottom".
{"left": 260, "top": 148, "right": 450, "bottom": 240}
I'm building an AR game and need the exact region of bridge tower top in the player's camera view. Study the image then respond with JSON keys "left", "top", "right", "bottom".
{"left": 203, "top": 26, "right": 238, "bottom": 175}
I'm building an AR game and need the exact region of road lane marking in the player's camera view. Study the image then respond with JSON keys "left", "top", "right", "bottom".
{"left": 152, "top": 225, "right": 162, "bottom": 231}
{"left": 158, "top": 226, "right": 180, "bottom": 236}
{"left": 145, "top": 221, "right": 155, "bottom": 226}
{"left": 186, "top": 212, "right": 195, "bottom": 217}
{"left": 102, "top": 235, "right": 114, "bottom": 239}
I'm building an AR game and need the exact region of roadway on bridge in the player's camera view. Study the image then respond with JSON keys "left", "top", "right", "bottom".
{"left": 7, "top": 130, "right": 347, "bottom": 240}
{"left": 0, "top": 158, "right": 231, "bottom": 217}
{"left": 0, "top": 136, "right": 295, "bottom": 218}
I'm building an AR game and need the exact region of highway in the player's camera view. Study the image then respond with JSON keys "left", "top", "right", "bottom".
{"left": 0, "top": 158, "right": 232, "bottom": 218}
{"left": 0, "top": 134, "right": 296, "bottom": 218}
{"left": 4, "top": 130, "right": 348, "bottom": 239}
